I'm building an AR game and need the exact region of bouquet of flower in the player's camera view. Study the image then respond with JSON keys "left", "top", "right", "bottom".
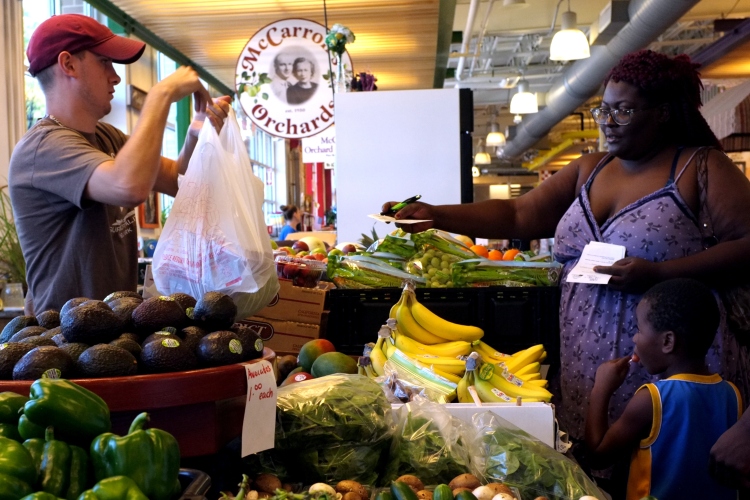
{"left": 325, "top": 23, "right": 355, "bottom": 55}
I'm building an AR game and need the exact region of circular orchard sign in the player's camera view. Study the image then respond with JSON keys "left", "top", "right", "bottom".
{"left": 235, "top": 18, "right": 353, "bottom": 139}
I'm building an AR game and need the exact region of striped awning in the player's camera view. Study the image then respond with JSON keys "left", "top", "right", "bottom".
{"left": 701, "top": 79, "right": 750, "bottom": 140}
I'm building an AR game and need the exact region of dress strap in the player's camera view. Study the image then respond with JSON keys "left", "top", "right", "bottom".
{"left": 665, "top": 146, "right": 685, "bottom": 186}
{"left": 673, "top": 146, "right": 708, "bottom": 184}
{"left": 584, "top": 154, "right": 616, "bottom": 190}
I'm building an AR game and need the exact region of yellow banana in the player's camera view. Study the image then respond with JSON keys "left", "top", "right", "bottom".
{"left": 357, "top": 357, "right": 367, "bottom": 377}
{"left": 526, "top": 379, "right": 548, "bottom": 388}
{"left": 396, "top": 292, "right": 449, "bottom": 345}
{"left": 394, "top": 331, "right": 472, "bottom": 358}
{"left": 474, "top": 375, "right": 515, "bottom": 403}
{"left": 431, "top": 366, "right": 463, "bottom": 384}
{"left": 488, "top": 369, "right": 553, "bottom": 401}
{"left": 504, "top": 344, "right": 546, "bottom": 373}
{"left": 389, "top": 292, "right": 406, "bottom": 319}
{"left": 410, "top": 299, "right": 484, "bottom": 342}
{"left": 474, "top": 341, "right": 512, "bottom": 364}
{"left": 384, "top": 338, "right": 397, "bottom": 359}
{"left": 539, "top": 350, "right": 548, "bottom": 363}
{"left": 514, "top": 362, "right": 541, "bottom": 377}
{"left": 456, "top": 353, "right": 480, "bottom": 403}
{"left": 370, "top": 341, "right": 387, "bottom": 377}
{"left": 410, "top": 353, "right": 467, "bottom": 375}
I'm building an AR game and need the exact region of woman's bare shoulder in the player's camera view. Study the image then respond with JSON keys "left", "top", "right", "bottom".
{"left": 568, "top": 151, "right": 609, "bottom": 190}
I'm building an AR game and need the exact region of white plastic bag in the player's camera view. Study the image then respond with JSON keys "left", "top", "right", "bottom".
{"left": 152, "top": 108, "right": 279, "bottom": 319}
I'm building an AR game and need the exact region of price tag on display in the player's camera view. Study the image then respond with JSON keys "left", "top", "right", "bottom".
{"left": 241, "top": 360, "right": 277, "bottom": 457}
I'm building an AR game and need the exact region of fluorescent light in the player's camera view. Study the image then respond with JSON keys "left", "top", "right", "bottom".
{"left": 550, "top": 11, "right": 591, "bottom": 61}
{"left": 486, "top": 122, "right": 506, "bottom": 147}
{"left": 509, "top": 80, "right": 538, "bottom": 114}
{"left": 502, "top": 0, "right": 529, "bottom": 8}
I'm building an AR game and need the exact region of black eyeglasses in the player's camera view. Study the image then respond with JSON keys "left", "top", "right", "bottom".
{"left": 590, "top": 107, "right": 652, "bottom": 126}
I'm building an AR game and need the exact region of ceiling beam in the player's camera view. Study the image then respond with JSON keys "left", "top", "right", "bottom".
{"left": 86, "top": 0, "right": 233, "bottom": 96}
{"left": 434, "top": 0, "right": 458, "bottom": 88}
{"left": 692, "top": 17, "right": 750, "bottom": 68}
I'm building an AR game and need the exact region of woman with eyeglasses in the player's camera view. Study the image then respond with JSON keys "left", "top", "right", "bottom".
{"left": 383, "top": 49, "right": 750, "bottom": 462}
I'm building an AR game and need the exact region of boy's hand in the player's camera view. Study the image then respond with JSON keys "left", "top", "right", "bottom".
{"left": 593, "top": 356, "right": 631, "bottom": 395}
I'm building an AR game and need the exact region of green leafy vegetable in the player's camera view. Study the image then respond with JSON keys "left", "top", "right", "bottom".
{"left": 451, "top": 259, "right": 562, "bottom": 287}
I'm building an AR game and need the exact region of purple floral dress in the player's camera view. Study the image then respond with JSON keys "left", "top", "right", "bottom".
{"left": 552, "top": 150, "right": 732, "bottom": 440}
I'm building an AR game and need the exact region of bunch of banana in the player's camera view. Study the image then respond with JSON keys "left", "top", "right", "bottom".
{"left": 357, "top": 356, "right": 378, "bottom": 378}
{"left": 394, "top": 331, "right": 473, "bottom": 358}
{"left": 476, "top": 361, "right": 553, "bottom": 402}
{"left": 456, "top": 353, "right": 480, "bottom": 403}
{"left": 474, "top": 341, "right": 547, "bottom": 377}
{"left": 394, "top": 288, "right": 484, "bottom": 344}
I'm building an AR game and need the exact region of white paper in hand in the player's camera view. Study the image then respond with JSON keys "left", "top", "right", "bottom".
{"left": 241, "top": 360, "right": 277, "bottom": 457}
{"left": 368, "top": 214, "right": 432, "bottom": 224}
{"left": 566, "top": 241, "right": 626, "bottom": 284}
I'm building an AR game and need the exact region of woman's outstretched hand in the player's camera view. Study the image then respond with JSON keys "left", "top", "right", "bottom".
{"left": 380, "top": 201, "right": 435, "bottom": 233}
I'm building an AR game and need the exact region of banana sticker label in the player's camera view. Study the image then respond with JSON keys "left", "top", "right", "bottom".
{"left": 505, "top": 372, "right": 524, "bottom": 387}
{"left": 478, "top": 363, "right": 495, "bottom": 381}
{"left": 490, "top": 387, "right": 512, "bottom": 402}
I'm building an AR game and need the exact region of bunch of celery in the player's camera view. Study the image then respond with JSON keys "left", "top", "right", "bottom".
{"left": 327, "top": 254, "right": 427, "bottom": 289}
{"left": 411, "top": 229, "right": 478, "bottom": 259}
{"left": 451, "top": 259, "right": 562, "bottom": 287}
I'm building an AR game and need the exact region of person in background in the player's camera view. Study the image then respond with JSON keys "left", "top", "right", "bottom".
{"left": 270, "top": 52, "right": 296, "bottom": 103}
{"left": 710, "top": 412, "right": 750, "bottom": 491}
{"left": 287, "top": 57, "right": 318, "bottom": 105}
{"left": 279, "top": 205, "right": 301, "bottom": 241}
{"left": 585, "top": 278, "right": 741, "bottom": 500}
{"left": 383, "top": 49, "right": 750, "bottom": 454}
{"left": 9, "top": 14, "right": 232, "bottom": 314}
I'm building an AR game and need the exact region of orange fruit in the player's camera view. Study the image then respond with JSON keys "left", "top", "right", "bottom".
{"left": 503, "top": 248, "right": 521, "bottom": 261}
{"left": 488, "top": 249, "right": 504, "bottom": 261}
{"left": 470, "top": 244, "right": 489, "bottom": 258}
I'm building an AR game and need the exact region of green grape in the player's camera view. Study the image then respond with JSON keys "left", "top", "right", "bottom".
{"left": 431, "top": 257, "right": 441, "bottom": 268}
{"left": 428, "top": 268, "right": 437, "bottom": 277}
{"left": 441, "top": 254, "right": 452, "bottom": 262}
{"left": 440, "top": 261, "right": 450, "bottom": 269}
{"left": 446, "top": 281, "right": 454, "bottom": 287}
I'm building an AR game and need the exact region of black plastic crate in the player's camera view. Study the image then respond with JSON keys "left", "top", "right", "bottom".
{"left": 323, "top": 286, "right": 560, "bottom": 371}
{"left": 178, "top": 468, "right": 211, "bottom": 500}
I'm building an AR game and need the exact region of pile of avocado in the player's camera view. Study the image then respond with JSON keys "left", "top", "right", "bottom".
{"left": 0, "top": 290, "right": 265, "bottom": 380}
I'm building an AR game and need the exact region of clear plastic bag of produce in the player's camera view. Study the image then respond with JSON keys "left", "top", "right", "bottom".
{"left": 381, "top": 397, "right": 474, "bottom": 486}
{"left": 152, "top": 109, "right": 279, "bottom": 318}
{"left": 451, "top": 259, "right": 562, "bottom": 287}
{"left": 370, "top": 234, "right": 419, "bottom": 260}
{"left": 383, "top": 349, "right": 458, "bottom": 404}
{"left": 327, "top": 254, "right": 426, "bottom": 289}
{"left": 470, "top": 412, "right": 605, "bottom": 500}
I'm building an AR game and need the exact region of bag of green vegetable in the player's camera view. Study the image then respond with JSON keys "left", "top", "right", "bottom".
{"left": 381, "top": 398, "right": 473, "bottom": 487}
{"left": 254, "top": 374, "right": 394, "bottom": 485}
{"left": 328, "top": 255, "right": 426, "bottom": 289}
{"left": 470, "top": 412, "right": 604, "bottom": 500}
{"left": 451, "top": 259, "right": 562, "bottom": 288}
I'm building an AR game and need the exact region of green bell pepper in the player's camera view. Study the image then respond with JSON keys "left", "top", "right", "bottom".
{"left": 0, "top": 392, "right": 28, "bottom": 424}
{"left": 24, "top": 379, "right": 110, "bottom": 445}
{"left": 76, "top": 477, "right": 148, "bottom": 500}
{"left": 19, "top": 414, "right": 46, "bottom": 440}
{"left": 0, "top": 423, "right": 21, "bottom": 442}
{"left": 0, "top": 472, "right": 33, "bottom": 500}
{"left": 90, "top": 413, "right": 180, "bottom": 500}
{"left": 20, "top": 493, "right": 65, "bottom": 500}
{"left": 25, "top": 427, "right": 89, "bottom": 500}
{"left": 0, "top": 436, "right": 37, "bottom": 485}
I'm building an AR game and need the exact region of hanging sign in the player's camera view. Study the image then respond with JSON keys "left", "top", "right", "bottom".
{"left": 302, "top": 125, "right": 336, "bottom": 163}
{"left": 235, "top": 18, "right": 352, "bottom": 139}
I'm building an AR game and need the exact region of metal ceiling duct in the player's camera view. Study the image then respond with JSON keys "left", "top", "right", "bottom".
{"left": 500, "top": 0, "right": 702, "bottom": 159}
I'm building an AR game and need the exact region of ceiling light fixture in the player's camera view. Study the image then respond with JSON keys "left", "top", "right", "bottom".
{"left": 513, "top": 114, "right": 523, "bottom": 124}
{"left": 509, "top": 80, "right": 538, "bottom": 114}
{"left": 486, "top": 122, "right": 506, "bottom": 147}
{"left": 471, "top": 166, "right": 481, "bottom": 178}
{"left": 474, "top": 140, "right": 492, "bottom": 165}
{"left": 502, "top": 0, "right": 529, "bottom": 8}
{"left": 550, "top": 1, "right": 591, "bottom": 61}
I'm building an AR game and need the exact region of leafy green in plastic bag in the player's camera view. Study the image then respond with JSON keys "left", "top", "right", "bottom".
{"left": 471, "top": 412, "right": 604, "bottom": 500}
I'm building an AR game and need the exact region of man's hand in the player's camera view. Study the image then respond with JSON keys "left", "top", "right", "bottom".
{"left": 190, "top": 96, "right": 232, "bottom": 137}
{"left": 709, "top": 415, "right": 750, "bottom": 489}
{"left": 152, "top": 66, "right": 212, "bottom": 113}
{"left": 593, "top": 356, "right": 631, "bottom": 395}
{"left": 380, "top": 201, "right": 435, "bottom": 233}
{"left": 594, "top": 257, "right": 658, "bottom": 293}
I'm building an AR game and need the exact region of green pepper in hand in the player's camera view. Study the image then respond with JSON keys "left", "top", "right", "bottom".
{"left": 76, "top": 476, "right": 148, "bottom": 500}
{"left": 25, "top": 427, "right": 89, "bottom": 500}
{"left": 90, "top": 413, "right": 180, "bottom": 500}
{"left": 24, "top": 379, "right": 110, "bottom": 445}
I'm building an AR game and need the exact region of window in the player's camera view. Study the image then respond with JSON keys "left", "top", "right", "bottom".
{"left": 22, "top": 0, "right": 55, "bottom": 128}
{"left": 157, "top": 53, "right": 180, "bottom": 223}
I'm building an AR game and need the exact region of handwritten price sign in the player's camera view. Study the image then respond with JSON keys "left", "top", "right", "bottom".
{"left": 241, "top": 360, "right": 277, "bottom": 456}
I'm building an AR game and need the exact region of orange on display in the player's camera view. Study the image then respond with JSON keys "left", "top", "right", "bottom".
{"left": 488, "top": 249, "right": 503, "bottom": 261}
{"left": 503, "top": 249, "right": 521, "bottom": 260}
{"left": 470, "top": 244, "right": 489, "bottom": 258}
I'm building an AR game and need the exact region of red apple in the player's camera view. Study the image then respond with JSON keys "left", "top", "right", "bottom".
{"left": 341, "top": 244, "right": 357, "bottom": 254}
{"left": 302, "top": 254, "right": 318, "bottom": 260}
{"left": 292, "top": 241, "right": 309, "bottom": 252}
{"left": 312, "top": 253, "right": 327, "bottom": 261}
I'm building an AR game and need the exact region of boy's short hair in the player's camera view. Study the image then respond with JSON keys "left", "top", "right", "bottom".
{"left": 642, "top": 278, "right": 719, "bottom": 357}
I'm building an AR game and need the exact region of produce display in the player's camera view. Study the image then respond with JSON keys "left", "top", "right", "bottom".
{"left": 0, "top": 378, "right": 183, "bottom": 500}
{"left": 326, "top": 230, "right": 560, "bottom": 289}
{"left": 0, "top": 291, "right": 265, "bottom": 380}
{"left": 357, "top": 285, "right": 552, "bottom": 404}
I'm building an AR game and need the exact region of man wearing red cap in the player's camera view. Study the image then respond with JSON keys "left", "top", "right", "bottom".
{"left": 8, "top": 14, "right": 232, "bottom": 314}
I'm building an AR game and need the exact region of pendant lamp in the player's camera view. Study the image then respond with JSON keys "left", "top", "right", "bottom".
{"left": 486, "top": 122, "right": 506, "bottom": 147}
{"left": 474, "top": 140, "right": 492, "bottom": 165}
{"left": 509, "top": 80, "right": 538, "bottom": 114}
{"left": 550, "top": 9, "right": 590, "bottom": 61}
{"left": 502, "top": 0, "right": 528, "bottom": 8}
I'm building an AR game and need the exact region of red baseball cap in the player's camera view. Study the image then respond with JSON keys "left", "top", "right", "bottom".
{"left": 27, "top": 14, "right": 146, "bottom": 76}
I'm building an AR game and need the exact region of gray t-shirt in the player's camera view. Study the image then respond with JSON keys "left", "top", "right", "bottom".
{"left": 9, "top": 118, "right": 138, "bottom": 314}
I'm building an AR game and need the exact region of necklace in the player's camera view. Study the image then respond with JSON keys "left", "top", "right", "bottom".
{"left": 45, "top": 114, "right": 114, "bottom": 157}
{"left": 46, "top": 114, "right": 65, "bottom": 128}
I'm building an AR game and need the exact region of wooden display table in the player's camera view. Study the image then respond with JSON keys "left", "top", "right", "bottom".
{"left": 0, "top": 348, "right": 276, "bottom": 457}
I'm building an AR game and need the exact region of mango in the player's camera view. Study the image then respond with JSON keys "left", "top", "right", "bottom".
{"left": 297, "top": 339, "right": 336, "bottom": 372}
{"left": 310, "top": 351, "right": 358, "bottom": 378}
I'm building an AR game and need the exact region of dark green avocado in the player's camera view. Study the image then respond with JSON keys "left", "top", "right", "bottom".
{"left": 19, "top": 336, "right": 57, "bottom": 348}
{"left": 197, "top": 331, "right": 244, "bottom": 367}
{"left": 142, "top": 331, "right": 181, "bottom": 346}
{"left": 131, "top": 296, "right": 188, "bottom": 333}
{"left": 231, "top": 323, "right": 264, "bottom": 361}
{"left": 169, "top": 292, "right": 197, "bottom": 312}
{"left": 61, "top": 303, "right": 124, "bottom": 344}
{"left": 59, "top": 342, "right": 90, "bottom": 362}
{"left": 77, "top": 344, "right": 137, "bottom": 378}
{"left": 192, "top": 292, "right": 237, "bottom": 331}
{"left": 36, "top": 310, "right": 61, "bottom": 329}
{"left": 9, "top": 326, "right": 48, "bottom": 343}
{"left": 140, "top": 337, "right": 198, "bottom": 373}
{"left": 12, "top": 346, "right": 74, "bottom": 380}
{"left": 0, "top": 342, "right": 35, "bottom": 379}
{"left": 109, "top": 297, "right": 142, "bottom": 331}
{"left": 60, "top": 297, "right": 90, "bottom": 316}
{"left": 109, "top": 337, "right": 142, "bottom": 359}
{"left": 180, "top": 326, "right": 208, "bottom": 354}
{"left": 0, "top": 316, "right": 39, "bottom": 343}
{"left": 103, "top": 291, "right": 143, "bottom": 304}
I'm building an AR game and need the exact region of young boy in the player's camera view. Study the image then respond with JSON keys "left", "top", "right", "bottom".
{"left": 585, "top": 278, "right": 742, "bottom": 500}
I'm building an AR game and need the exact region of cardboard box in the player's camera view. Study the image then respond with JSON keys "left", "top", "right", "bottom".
{"left": 392, "top": 402, "right": 556, "bottom": 448}
{"left": 254, "top": 278, "right": 327, "bottom": 324}
{"left": 239, "top": 316, "right": 320, "bottom": 355}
